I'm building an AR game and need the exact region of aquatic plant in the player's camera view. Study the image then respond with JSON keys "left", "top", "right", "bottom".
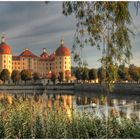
{"left": 0, "top": 95, "right": 139, "bottom": 138}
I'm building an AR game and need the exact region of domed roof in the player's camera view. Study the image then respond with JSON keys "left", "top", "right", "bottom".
{"left": 55, "top": 39, "right": 70, "bottom": 56}
{"left": 0, "top": 37, "right": 12, "bottom": 55}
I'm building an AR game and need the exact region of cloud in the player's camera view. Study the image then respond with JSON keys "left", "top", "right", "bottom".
{"left": 0, "top": 1, "right": 139, "bottom": 68}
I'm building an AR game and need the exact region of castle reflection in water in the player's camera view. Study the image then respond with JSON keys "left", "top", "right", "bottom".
{"left": 0, "top": 91, "right": 140, "bottom": 120}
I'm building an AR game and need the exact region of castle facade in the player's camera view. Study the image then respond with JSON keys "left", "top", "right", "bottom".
{"left": 0, "top": 36, "right": 71, "bottom": 80}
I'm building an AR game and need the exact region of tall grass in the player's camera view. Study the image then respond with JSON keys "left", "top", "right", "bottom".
{"left": 0, "top": 94, "right": 140, "bottom": 138}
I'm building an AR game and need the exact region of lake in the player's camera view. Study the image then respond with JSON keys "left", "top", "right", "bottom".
{"left": 0, "top": 90, "right": 140, "bottom": 120}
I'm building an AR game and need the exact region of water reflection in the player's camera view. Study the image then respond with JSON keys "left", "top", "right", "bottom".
{"left": 0, "top": 91, "right": 140, "bottom": 120}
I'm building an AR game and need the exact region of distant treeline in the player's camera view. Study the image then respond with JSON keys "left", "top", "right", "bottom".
{"left": 71, "top": 64, "right": 140, "bottom": 83}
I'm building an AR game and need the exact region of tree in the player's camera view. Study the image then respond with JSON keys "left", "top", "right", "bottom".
{"left": 65, "top": 70, "right": 71, "bottom": 82}
{"left": 33, "top": 72, "right": 40, "bottom": 82}
{"left": 51, "top": 72, "right": 57, "bottom": 85}
{"left": 62, "top": 2, "right": 133, "bottom": 90}
{"left": 20, "top": 70, "right": 31, "bottom": 85}
{"left": 75, "top": 67, "right": 83, "bottom": 83}
{"left": 97, "top": 67, "right": 106, "bottom": 83}
{"left": 0, "top": 69, "right": 10, "bottom": 84}
{"left": 58, "top": 72, "right": 64, "bottom": 83}
{"left": 11, "top": 70, "right": 20, "bottom": 85}
{"left": 129, "top": 64, "right": 140, "bottom": 82}
{"left": 81, "top": 68, "right": 89, "bottom": 82}
{"left": 118, "top": 65, "right": 131, "bottom": 81}
{"left": 88, "top": 69, "right": 97, "bottom": 83}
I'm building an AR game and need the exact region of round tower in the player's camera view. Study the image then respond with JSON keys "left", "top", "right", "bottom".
{"left": 55, "top": 38, "right": 71, "bottom": 80}
{"left": 0, "top": 36, "right": 12, "bottom": 74}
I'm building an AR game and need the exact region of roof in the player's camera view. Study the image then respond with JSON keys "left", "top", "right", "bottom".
{"left": 19, "top": 48, "right": 38, "bottom": 58}
{"left": 0, "top": 42, "right": 12, "bottom": 55}
{"left": 48, "top": 53, "right": 55, "bottom": 61}
{"left": 55, "top": 39, "right": 70, "bottom": 56}
{"left": 12, "top": 56, "right": 20, "bottom": 61}
{"left": 40, "top": 52, "right": 49, "bottom": 60}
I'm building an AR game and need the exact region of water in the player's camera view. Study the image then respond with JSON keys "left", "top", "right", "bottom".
{"left": 0, "top": 90, "right": 140, "bottom": 120}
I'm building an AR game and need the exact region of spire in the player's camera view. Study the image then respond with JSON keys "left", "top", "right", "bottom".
{"left": 43, "top": 48, "right": 47, "bottom": 53}
{"left": 1, "top": 36, "right": 5, "bottom": 43}
{"left": 25, "top": 48, "right": 28, "bottom": 51}
{"left": 60, "top": 36, "right": 64, "bottom": 46}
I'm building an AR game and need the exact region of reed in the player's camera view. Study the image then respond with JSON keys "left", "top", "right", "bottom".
{"left": 0, "top": 95, "right": 139, "bottom": 138}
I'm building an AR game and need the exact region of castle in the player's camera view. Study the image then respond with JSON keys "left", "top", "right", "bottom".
{"left": 0, "top": 36, "right": 71, "bottom": 80}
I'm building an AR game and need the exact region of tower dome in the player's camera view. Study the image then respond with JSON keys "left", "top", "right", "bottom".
{"left": 55, "top": 38, "right": 70, "bottom": 56}
{"left": 0, "top": 36, "right": 12, "bottom": 55}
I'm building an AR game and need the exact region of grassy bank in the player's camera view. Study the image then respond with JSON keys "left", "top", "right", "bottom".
{"left": 0, "top": 95, "right": 140, "bottom": 139}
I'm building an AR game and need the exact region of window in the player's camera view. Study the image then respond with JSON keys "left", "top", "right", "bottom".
{"left": 15, "top": 62, "right": 16, "bottom": 65}
{"left": 18, "top": 62, "right": 20, "bottom": 65}
{"left": 4, "top": 60, "right": 6, "bottom": 63}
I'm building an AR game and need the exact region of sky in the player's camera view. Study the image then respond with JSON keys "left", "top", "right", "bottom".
{"left": 0, "top": 1, "right": 140, "bottom": 68}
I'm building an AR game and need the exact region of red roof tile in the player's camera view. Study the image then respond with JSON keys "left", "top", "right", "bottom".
{"left": 56, "top": 45, "right": 70, "bottom": 56}
{"left": 19, "top": 49, "right": 38, "bottom": 58}
{"left": 0, "top": 43, "right": 12, "bottom": 55}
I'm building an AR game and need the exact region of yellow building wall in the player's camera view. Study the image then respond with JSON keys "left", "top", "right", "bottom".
{"left": 0, "top": 54, "right": 12, "bottom": 74}
{"left": 12, "top": 60, "right": 21, "bottom": 71}
{"left": 55, "top": 56, "right": 71, "bottom": 79}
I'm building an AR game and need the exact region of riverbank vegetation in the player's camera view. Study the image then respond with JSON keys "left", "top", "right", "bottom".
{"left": 72, "top": 64, "right": 140, "bottom": 84}
{"left": 0, "top": 94, "right": 140, "bottom": 139}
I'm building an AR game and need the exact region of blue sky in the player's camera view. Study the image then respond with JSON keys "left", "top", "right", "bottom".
{"left": 0, "top": 2, "right": 140, "bottom": 68}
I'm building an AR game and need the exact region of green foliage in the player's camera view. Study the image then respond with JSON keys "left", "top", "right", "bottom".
{"left": 51, "top": 72, "right": 57, "bottom": 85}
{"left": 20, "top": 70, "right": 31, "bottom": 85}
{"left": 75, "top": 67, "right": 83, "bottom": 83}
{"left": 58, "top": 72, "right": 64, "bottom": 83}
{"left": 63, "top": 2, "right": 133, "bottom": 90}
{"left": 33, "top": 72, "right": 40, "bottom": 82}
{"left": 88, "top": 69, "right": 97, "bottom": 82}
{"left": 11, "top": 70, "right": 20, "bottom": 85}
{"left": 0, "top": 95, "right": 140, "bottom": 139}
{"left": 0, "top": 69, "right": 10, "bottom": 84}
{"left": 97, "top": 67, "right": 106, "bottom": 83}
{"left": 118, "top": 65, "right": 131, "bottom": 81}
{"left": 129, "top": 64, "right": 140, "bottom": 82}
{"left": 81, "top": 68, "right": 89, "bottom": 82}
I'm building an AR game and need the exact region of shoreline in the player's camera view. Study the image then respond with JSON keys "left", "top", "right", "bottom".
{"left": 0, "top": 83, "right": 140, "bottom": 94}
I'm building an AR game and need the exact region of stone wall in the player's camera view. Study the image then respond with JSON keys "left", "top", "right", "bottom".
{"left": 46, "top": 84, "right": 74, "bottom": 90}
{"left": 0, "top": 83, "right": 140, "bottom": 94}
{"left": 74, "top": 83, "right": 140, "bottom": 94}
{"left": 0, "top": 85, "right": 44, "bottom": 91}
